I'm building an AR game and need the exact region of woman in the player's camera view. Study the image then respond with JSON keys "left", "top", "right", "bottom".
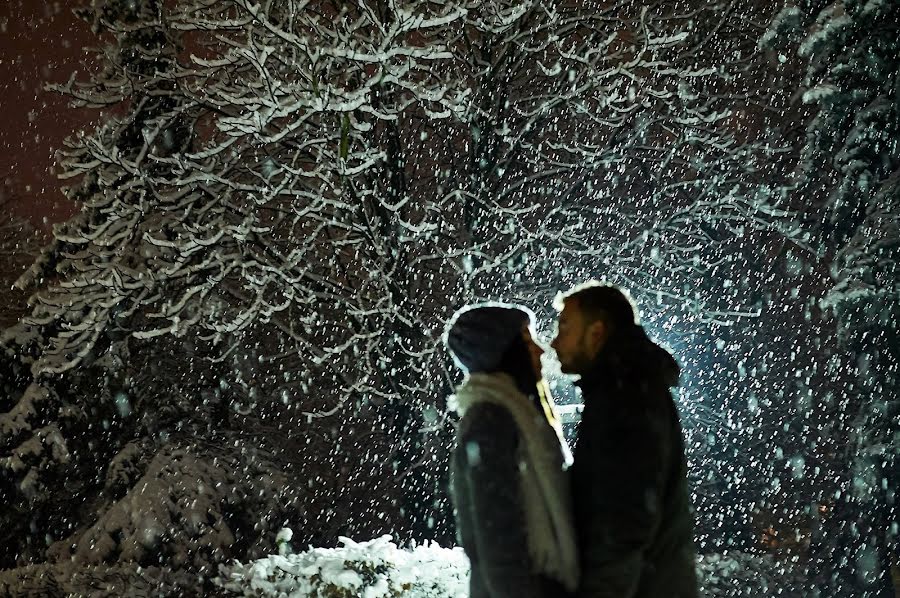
{"left": 444, "top": 302, "right": 579, "bottom": 598}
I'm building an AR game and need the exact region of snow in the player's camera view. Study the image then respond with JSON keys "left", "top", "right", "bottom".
{"left": 0, "top": 534, "right": 806, "bottom": 597}
{"left": 215, "top": 534, "right": 469, "bottom": 598}
{"left": 213, "top": 535, "right": 806, "bottom": 597}
{"left": 0, "top": 382, "right": 50, "bottom": 437}
{"left": 0, "top": 563, "right": 199, "bottom": 596}
{"left": 801, "top": 84, "right": 839, "bottom": 104}
{"left": 798, "top": 14, "right": 853, "bottom": 58}
{"left": 0, "top": 0, "right": 896, "bottom": 595}
{"left": 697, "top": 552, "right": 806, "bottom": 597}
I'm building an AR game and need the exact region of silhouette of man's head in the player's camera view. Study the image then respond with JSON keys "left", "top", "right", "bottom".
{"left": 551, "top": 281, "right": 638, "bottom": 376}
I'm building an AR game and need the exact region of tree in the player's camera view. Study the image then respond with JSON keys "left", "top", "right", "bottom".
{"left": 2, "top": 0, "right": 807, "bottom": 576}
{"left": 0, "top": 189, "right": 43, "bottom": 329}
{"left": 763, "top": 1, "right": 899, "bottom": 595}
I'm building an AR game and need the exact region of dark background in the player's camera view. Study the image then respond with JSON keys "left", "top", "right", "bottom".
{"left": 0, "top": 0, "right": 94, "bottom": 228}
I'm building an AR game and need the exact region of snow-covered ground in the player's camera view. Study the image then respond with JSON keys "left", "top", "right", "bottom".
{"left": 0, "top": 530, "right": 807, "bottom": 597}
{"left": 214, "top": 531, "right": 807, "bottom": 597}
{"left": 216, "top": 534, "right": 468, "bottom": 598}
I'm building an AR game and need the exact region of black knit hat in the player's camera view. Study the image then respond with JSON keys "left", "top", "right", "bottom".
{"left": 444, "top": 302, "right": 535, "bottom": 373}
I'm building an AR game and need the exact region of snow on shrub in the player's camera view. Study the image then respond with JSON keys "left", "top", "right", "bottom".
{"left": 0, "top": 562, "right": 198, "bottom": 597}
{"left": 215, "top": 533, "right": 468, "bottom": 598}
{"left": 697, "top": 551, "right": 808, "bottom": 597}
{"left": 217, "top": 534, "right": 810, "bottom": 598}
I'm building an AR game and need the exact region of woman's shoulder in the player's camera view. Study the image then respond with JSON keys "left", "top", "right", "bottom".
{"left": 462, "top": 400, "right": 516, "bottom": 425}
{"left": 459, "top": 401, "right": 518, "bottom": 440}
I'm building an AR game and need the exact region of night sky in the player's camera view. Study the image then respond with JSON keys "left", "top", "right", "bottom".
{"left": 0, "top": 0, "right": 96, "bottom": 228}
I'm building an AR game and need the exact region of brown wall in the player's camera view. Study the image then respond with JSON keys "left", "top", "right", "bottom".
{"left": 0, "top": 1, "right": 95, "bottom": 228}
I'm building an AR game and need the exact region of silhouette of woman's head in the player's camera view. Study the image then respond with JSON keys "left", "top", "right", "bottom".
{"left": 444, "top": 302, "right": 544, "bottom": 397}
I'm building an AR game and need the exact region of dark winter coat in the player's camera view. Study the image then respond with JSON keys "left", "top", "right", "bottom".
{"left": 450, "top": 399, "right": 573, "bottom": 598}
{"left": 571, "top": 330, "right": 698, "bottom": 598}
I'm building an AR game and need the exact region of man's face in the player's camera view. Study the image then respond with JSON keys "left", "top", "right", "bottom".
{"left": 551, "top": 301, "right": 602, "bottom": 375}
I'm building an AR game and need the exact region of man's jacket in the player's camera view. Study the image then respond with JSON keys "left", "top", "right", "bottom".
{"left": 571, "top": 329, "right": 698, "bottom": 598}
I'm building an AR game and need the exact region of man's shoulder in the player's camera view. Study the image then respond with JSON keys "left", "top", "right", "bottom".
{"left": 581, "top": 382, "right": 674, "bottom": 430}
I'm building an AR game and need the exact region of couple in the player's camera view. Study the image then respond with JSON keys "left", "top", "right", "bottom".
{"left": 444, "top": 282, "right": 698, "bottom": 598}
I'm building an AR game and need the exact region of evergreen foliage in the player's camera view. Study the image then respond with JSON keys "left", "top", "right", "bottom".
{"left": 763, "top": 1, "right": 899, "bottom": 595}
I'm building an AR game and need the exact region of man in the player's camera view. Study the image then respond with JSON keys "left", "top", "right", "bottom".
{"left": 551, "top": 281, "right": 698, "bottom": 598}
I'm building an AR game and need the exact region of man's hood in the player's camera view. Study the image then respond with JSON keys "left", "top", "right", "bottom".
{"left": 578, "top": 326, "right": 680, "bottom": 389}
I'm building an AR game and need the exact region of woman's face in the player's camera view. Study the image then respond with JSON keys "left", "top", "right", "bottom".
{"left": 521, "top": 325, "right": 545, "bottom": 379}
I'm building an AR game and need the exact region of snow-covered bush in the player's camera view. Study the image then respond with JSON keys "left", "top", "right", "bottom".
{"left": 216, "top": 535, "right": 468, "bottom": 598}
{"left": 697, "top": 551, "right": 808, "bottom": 597}
{"left": 2, "top": 541, "right": 812, "bottom": 598}
{"left": 0, "top": 562, "right": 198, "bottom": 597}
{"left": 216, "top": 537, "right": 813, "bottom": 598}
